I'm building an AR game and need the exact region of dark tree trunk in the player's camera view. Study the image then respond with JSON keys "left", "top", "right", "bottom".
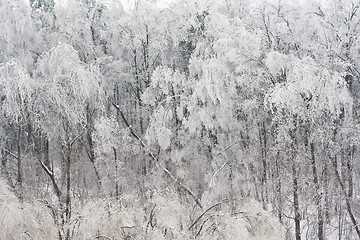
{"left": 64, "top": 126, "right": 72, "bottom": 240}
{"left": 311, "top": 143, "right": 324, "bottom": 240}
{"left": 259, "top": 121, "right": 268, "bottom": 205}
{"left": 15, "top": 125, "right": 23, "bottom": 201}
{"left": 276, "top": 155, "right": 283, "bottom": 224}
{"left": 292, "top": 158, "right": 301, "bottom": 240}
{"left": 10, "top": 122, "right": 23, "bottom": 201}
{"left": 331, "top": 155, "right": 360, "bottom": 238}
{"left": 347, "top": 146, "right": 354, "bottom": 198}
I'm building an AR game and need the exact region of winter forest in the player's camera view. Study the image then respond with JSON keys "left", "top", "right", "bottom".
{"left": 1, "top": 0, "right": 360, "bottom": 239}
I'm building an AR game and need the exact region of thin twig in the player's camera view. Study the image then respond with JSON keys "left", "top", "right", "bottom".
{"left": 208, "top": 162, "right": 228, "bottom": 189}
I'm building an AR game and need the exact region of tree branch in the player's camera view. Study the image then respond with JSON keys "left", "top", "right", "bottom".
{"left": 2, "top": 148, "right": 18, "bottom": 159}
{"left": 188, "top": 199, "right": 237, "bottom": 230}
{"left": 111, "top": 99, "right": 203, "bottom": 209}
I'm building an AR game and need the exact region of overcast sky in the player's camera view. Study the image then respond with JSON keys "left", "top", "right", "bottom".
{"left": 119, "top": 0, "right": 177, "bottom": 11}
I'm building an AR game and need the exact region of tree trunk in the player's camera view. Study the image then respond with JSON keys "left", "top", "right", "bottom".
{"left": 65, "top": 143, "right": 71, "bottom": 240}
{"left": 331, "top": 155, "right": 360, "bottom": 238}
{"left": 113, "top": 147, "right": 119, "bottom": 199}
{"left": 62, "top": 122, "right": 72, "bottom": 240}
{"left": 16, "top": 125, "right": 23, "bottom": 201}
{"left": 10, "top": 122, "right": 23, "bottom": 201}
{"left": 65, "top": 136, "right": 72, "bottom": 240}
{"left": 290, "top": 119, "right": 301, "bottom": 240}
{"left": 87, "top": 131, "right": 102, "bottom": 189}
{"left": 310, "top": 143, "right": 324, "bottom": 240}
{"left": 292, "top": 158, "right": 301, "bottom": 240}
{"left": 276, "top": 155, "right": 283, "bottom": 224}
{"left": 323, "top": 156, "right": 330, "bottom": 223}
{"left": 258, "top": 121, "right": 268, "bottom": 205}
{"left": 347, "top": 146, "right": 354, "bottom": 198}
{"left": 85, "top": 106, "right": 102, "bottom": 190}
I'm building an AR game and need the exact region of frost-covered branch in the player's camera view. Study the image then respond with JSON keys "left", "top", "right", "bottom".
{"left": 111, "top": 99, "right": 203, "bottom": 209}
{"left": 2, "top": 148, "right": 17, "bottom": 159}
{"left": 188, "top": 199, "right": 238, "bottom": 230}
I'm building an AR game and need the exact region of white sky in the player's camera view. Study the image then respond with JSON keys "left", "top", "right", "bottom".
{"left": 116, "top": 0, "right": 313, "bottom": 12}
{"left": 54, "top": 0, "right": 177, "bottom": 12}
{"left": 119, "top": 0, "right": 177, "bottom": 11}
{"left": 56, "top": 0, "right": 313, "bottom": 12}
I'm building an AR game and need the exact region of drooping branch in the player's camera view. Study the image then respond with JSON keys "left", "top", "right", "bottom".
{"left": 188, "top": 198, "right": 243, "bottom": 231}
{"left": 31, "top": 130, "right": 62, "bottom": 199}
{"left": 2, "top": 148, "right": 18, "bottom": 159}
{"left": 24, "top": 103, "right": 62, "bottom": 199}
{"left": 111, "top": 100, "right": 203, "bottom": 209}
{"left": 94, "top": 235, "right": 113, "bottom": 240}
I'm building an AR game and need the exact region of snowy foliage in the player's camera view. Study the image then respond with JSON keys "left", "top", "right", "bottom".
{"left": 0, "top": 0, "right": 37, "bottom": 67}
{"left": 0, "top": 179, "right": 57, "bottom": 239}
{"left": 0, "top": 59, "right": 34, "bottom": 120}
{"left": 265, "top": 56, "right": 353, "bottom": 121}
{"left": 92, "top": 116, "right": 122, "bottom": 157}
{"left": 2, "top": 0, "right": 360, "bottom": 239}
{"left": 71, "top": 189, "right": 283, "bottom": 240}
{"left": 35, "top": 43, "right": 101, "bottom": 135}
{"left": 198, "top": 199, "right": 285, "bottom": 240}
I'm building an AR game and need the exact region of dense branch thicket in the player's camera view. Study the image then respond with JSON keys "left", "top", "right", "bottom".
{"left": 1, "top": 0, "right": 360, "bottom": 239}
